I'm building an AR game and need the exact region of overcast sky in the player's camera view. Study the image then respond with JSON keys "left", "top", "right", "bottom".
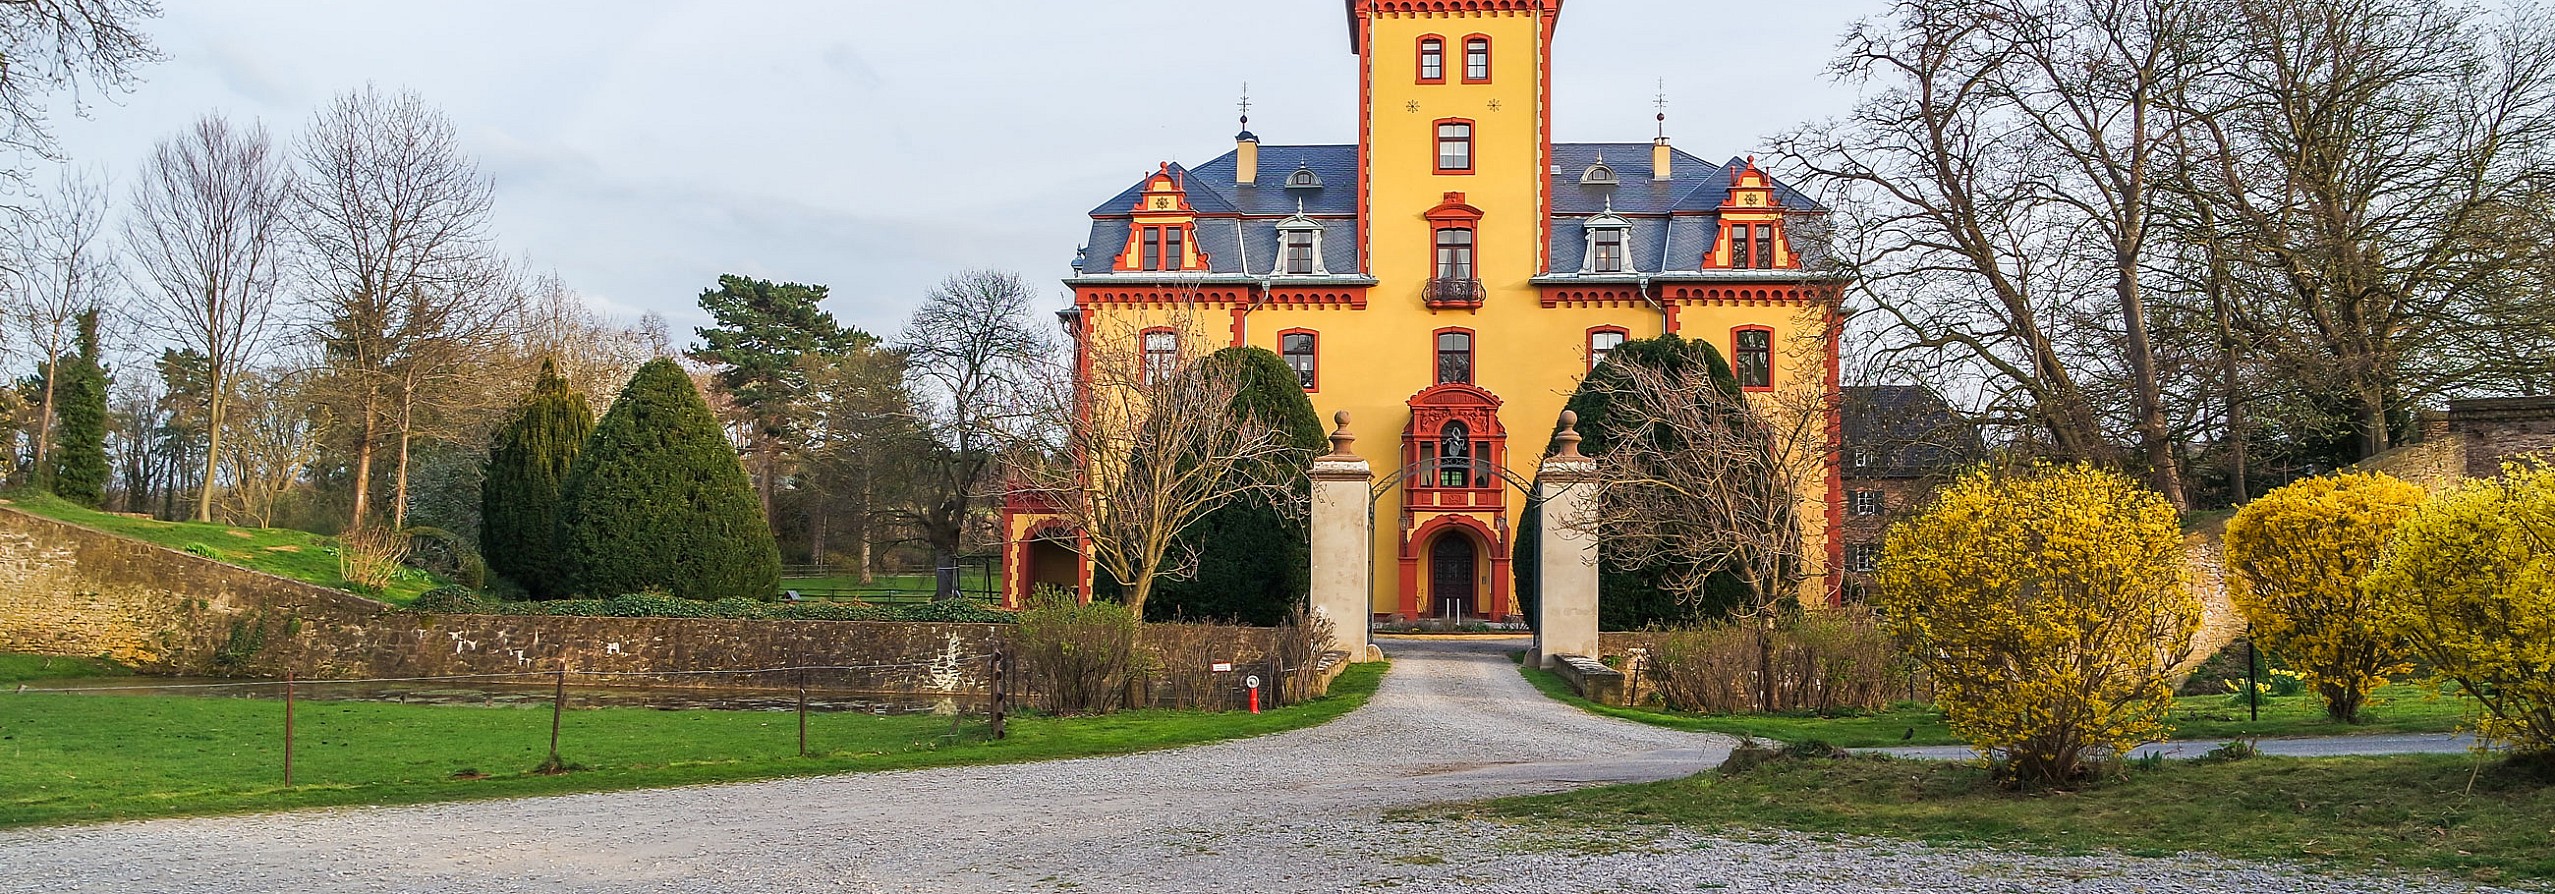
{"left": 48, "top": 0, "right": 1892, "bottom": 342}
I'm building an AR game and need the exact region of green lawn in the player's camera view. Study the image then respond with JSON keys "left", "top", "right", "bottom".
{"left": 0, "top": 661, "right": 1383, "bottom": 828}
{"left": 779, "top": 571, "right": 996, "bottom": 597}
{"left": 0, "top": 654, "right": 131, "bottom": 686}
{"left": 1519, "top": 665, "right": 2474, "bottom": 747}
{"left": 1, "top": 493, "right": 441, "bottom": 606}
{"left": 1453, "top": 750, "right": 2555, "bottom": 885}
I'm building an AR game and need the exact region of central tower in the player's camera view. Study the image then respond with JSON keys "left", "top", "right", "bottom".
{"left": 1353, "top": 1, "right": 1559, "bottom": 291}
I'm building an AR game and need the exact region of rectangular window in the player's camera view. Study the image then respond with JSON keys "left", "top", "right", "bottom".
{"left": 1849, "top": 489, "right": 1885, "bottom": 516}
{"left": 1434, "top": 228, "right": 1474, "bottom": 281}
{"left": 1142, "top": 330, "right": 1179, "bottom": 385}
{"left": 1735, "top": 328, "right": 1772, "bottom": 389}
{"left": 1846, "top": 543, "right": 1882, "bottom": 574}
{"left": 1591, "top": 229, "right": 1624, "bottom": 272}
{"left": 1280, "top": 332, "right": 1316, "bottom": 390}
{"left": 1283, "top": 230, "right": 1315, "bottom": 274}
{"left": 1754, "top": 224, "right": 1775, "bottom": 268}
{"left": 1588, "top": 329, "right": 1626, "bottom": 369}
{"left": 1728, "top": 224, "right": 1752, "bottom": 268}
{"left": 1852, "top": 449, "right": 1875, "bottom": 469}
{"left": 1419, "top": 39, "right": 1444, "bottom": 82}
{"left": 1436, "top": 121, "right": 1472, "bottom": 172}
{"left": 1140, "top": 227, "right": 1161, "bottom": 270}
{"left": 1436, "top": 331, "right": 1473, "bottom": 385}
{"left": 1463, "top": 38, "right": 1490, "bottom": 82}
{"left": 1163, "top": 227, "right": 1184, "bottom": 270}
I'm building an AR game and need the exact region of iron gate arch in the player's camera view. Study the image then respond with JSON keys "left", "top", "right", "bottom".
{"left": 1361, "top": 455, "right": 1547, "bottom": 626}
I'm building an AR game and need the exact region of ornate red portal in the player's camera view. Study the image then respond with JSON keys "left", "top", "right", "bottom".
{"left": 1396, "top": 383, "right": 1514, "bottom": 620}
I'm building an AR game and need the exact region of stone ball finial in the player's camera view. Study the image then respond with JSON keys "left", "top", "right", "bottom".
{"left": 1553, "top": 409, "right": 1586, "bottom": 460}
{"left": 1326, "top": 409, "right": 1356, "bottom": 457}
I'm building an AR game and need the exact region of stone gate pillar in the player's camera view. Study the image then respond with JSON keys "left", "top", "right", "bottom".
{"left": 1308, "top": 411, "right": 1376, "bottom": 662}
{"left": 1532, "top": 411, "right": 1601, "bottom": 668}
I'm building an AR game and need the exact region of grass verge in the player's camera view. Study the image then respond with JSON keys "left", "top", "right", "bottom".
{"left": 0, "top": 492, "right": 439, "bottom": 605}
{"left": 1518, "top": 664, "right": 2472, "bottom": 747}
{"left": 0, "top": 654, "right": 132, "bottom": 686}
{"left": 1451, "top": 749, "right": 2555, "bottom": 885}
{"left": 0, "top": 661, "right": 1382, "bottom": 828}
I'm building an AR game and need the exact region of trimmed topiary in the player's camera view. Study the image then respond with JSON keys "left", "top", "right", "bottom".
{"left": 1137, "top": 346, "right": 1328, "bottom": 626}
{"left": 481, "top": 359, "right": 593, "bottom": 598}
{"left": 556, "top": 358, "right": 781, "bottom": 601}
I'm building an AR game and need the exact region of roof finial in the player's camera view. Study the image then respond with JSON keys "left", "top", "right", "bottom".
{"left": 1238, "top": 81, "right": 1252, "bottom": 130}
{"left": 1554, "top": 410, "right": 1586, "bottom": 460}
{"left": 1654, "top": 78, "right": 1669, "bottom": 139}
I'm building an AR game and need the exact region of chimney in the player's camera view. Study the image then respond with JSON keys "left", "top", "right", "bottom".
{"left": 1237, "top": 129, "right": 1260, "bottom": 186}
{"left": 1653, "top": 136, "right": 1673, "bottom": 181}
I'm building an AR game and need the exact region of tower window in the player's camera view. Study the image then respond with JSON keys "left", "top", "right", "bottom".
{"left": 1436, "top": 330, "right": 1474, "bottom": 385}
{"left": 1846, "top": 543, "right": 1882, "bottom": 573}
{"left": 1734, "top": 327, "right": 1773, "bottom": 389}
{"left": 1591, "top": 228, "right": 1626, "bottom": 273}
{"left": 1163, "top": 226, "right": 1184, "bottom": 270}
{"left": 1588, "top": 328, "right": 1626, "bottom": 370}
{"left": 1142, "top": 329, "right": 1179, "bottom": 385}
{"left": 1434, "top": 228, "right": 1474, "bottom": 281}
{"left": 1463, "top": 37, "right": 1490, "bottom": 82}
{"left": 1436, "top": 121, "right": 1473, "bottom": 173}
{"left": 1140, "top": 227, "right": 1161, "bottom": 270}
{"left": 1283, "top": 230, "right": 1316, "bottom": 274}
{"left": 1280, "top": 331, "right": 1317, "bottom": 390}
{"left": 1419, "top": 37, "right": 1445, "bottom": 82}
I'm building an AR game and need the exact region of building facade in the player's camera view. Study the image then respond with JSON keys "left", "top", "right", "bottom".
{"left": 1005, "top": 0, "right": 1846, "bottom": 619}
{"left": 1837, "top": 385, "right": 1983, "bottom": 601}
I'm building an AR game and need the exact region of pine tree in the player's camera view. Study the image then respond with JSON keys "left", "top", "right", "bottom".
{"left": 1517, "top": 334, "right": 1753, "bottom": 628}
{"left": 1140, "top": 347, "right": 1329, "bottom": 625}
{"left": 481, "top": 359, "right": 594, "bottom": 598}
{"left": 557, "top": 358, "right": 780, "bottom": 600}
{"left": 46, "top": 310, "right": 110, "bottom": 508}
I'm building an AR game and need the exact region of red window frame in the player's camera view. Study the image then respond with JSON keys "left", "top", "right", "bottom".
{"left": 1461, "top": 35, "right": 1492, "bottom": 83}
{"left": 1433, "top": 118, "right": 1474, "bottom": 175}
{"left": 1586, "top": 326, "right": 1629, "bottom": 371}
{"left": 1140, "top": 327, "right": 1180, "bottom": 385}
{"left": 1433, "top": 326, "right": 1475, "bottom": 386}
{"left": 1417, "top": 35, "right": 1446, "bottom": 84}
{"left": 1278, "top": 328, "right": 1319, "bottom": 392}
{"left": 1732, "top": 325, "right": 1775, "bottom": 391}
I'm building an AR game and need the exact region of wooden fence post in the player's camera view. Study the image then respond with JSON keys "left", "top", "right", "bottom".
{"left": 283, "top": 672, "right": 296, "bottom": 786}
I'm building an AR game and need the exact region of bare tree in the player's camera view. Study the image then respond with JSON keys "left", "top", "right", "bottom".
{"left": 1014, "top": 310, "right": 1300, "bottom": 618}
{"left": 217, "top": 365, "right": 316, "bottom": 527}
{"left": 293, "top": 84, "right": 499, "bottom": 529}
{"left": 1571, "top": 320, "right": 1836, "bottom": 615}
{"left": 0, "top": 0, "right": 158, "bottom": 201}
{"left": 122, "top": 113, "right": 292, "bottom": 522}
{"left": 516, "top": 270, "right": 654, "bottom": 404}
{"left": 7, "top": 167, "right": 114, "bottom": 479}
{"left": 894, "top": 269, "right": 1054, "bottom": 598}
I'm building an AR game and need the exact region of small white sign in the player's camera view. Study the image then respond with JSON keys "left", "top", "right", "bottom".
{"left": 1245, "top": 674, "right": 1262, "bottom": 690}
{"left": 1211, "top": 662, "right": 1233, "bottom": 673}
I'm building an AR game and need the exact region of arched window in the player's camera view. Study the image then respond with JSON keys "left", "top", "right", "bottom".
{"left": 1588, "top": 327, "right": 1627, "bottom": 370}
{"left": 1733, "top": 327, "right": 1773, "bottom": 390}
{"left": 1418, "top": 37, "right": 1445, "bottom": 83}
{"left": 1434, "top": 228, "right": 1474, "bottom": 281}
{"left": 1438, "top": 419, "right": 1472, "bottom": 487}
{"left": 1462, "top": 36, "right": 1491, "bottom": 82}
{"left": 1142, "top": 329, "right": 1179, "bottom": 385}
{"left": 1435, "top": 329, "right": 1473, "bottom": 385}
{"left": 1279, "top": 330, "right": 1317, "bottom": 391}
{"left": 1435, "top": 120, "right": 1473, "bottom": 173}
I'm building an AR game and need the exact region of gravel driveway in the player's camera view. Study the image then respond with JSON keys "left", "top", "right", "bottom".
{"left": 0, "top": 637, "right": 2516, "bottom": 893}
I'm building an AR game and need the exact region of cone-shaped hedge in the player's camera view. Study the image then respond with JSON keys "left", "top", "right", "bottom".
{"left": 46, "top": 310, "right": 111, "bottom": 508}
{"left": 482, "top": 359, "right": 594, "bottom": 598}
{"left": 557, "top": 358, "right": 780, "bottom": 600}
{"left": 1140, "top": 347, "right": 1329, "bottom": 625}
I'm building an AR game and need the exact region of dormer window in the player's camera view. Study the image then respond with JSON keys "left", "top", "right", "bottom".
{"left": 1725, "top": 222, "right": 1777, "bottom": 269}
{"left": 1580, "top": 205, "right": 1633, "bottom": 274}
{"left": 1580, "top": 162, "right": 1618, "bottom": 185}
{"left": 1283, "top": 230, "right": 1316, "bottom": 274}
{"left": 1274, "top": 202, "right": 1326, "bottom": 276}
{"left": 1286, "top": 165, "right": 1323, "bottom": 189}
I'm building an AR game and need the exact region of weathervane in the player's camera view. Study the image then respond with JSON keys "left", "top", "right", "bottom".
{"left": 1654, "top": 78, "right": 1669, "bottom": 138}
{"left": 1238, "top": 81, "right": 1252, "bottom": 130}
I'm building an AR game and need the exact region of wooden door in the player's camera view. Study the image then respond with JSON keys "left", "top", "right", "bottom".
{"left": 1429, "top": 534, "right": 1477, "bottom": 619}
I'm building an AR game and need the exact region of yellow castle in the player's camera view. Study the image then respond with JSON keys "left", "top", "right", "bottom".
{"left": 1004, "top": 0, "right": 1844, "bottom": 619}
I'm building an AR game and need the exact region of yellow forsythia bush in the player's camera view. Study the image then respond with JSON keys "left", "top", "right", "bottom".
{"left": 2365, "top": 462, "right": 2555, "bottom": 757}
{"left": 2221, "top": 471, "right": 2427, "bottom": 724}
{"left": 1875, "top": 464, "right": 2198, "bottom": 784}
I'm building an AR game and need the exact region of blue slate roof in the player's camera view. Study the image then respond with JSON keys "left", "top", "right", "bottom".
{"left": 1077, "top": 144, "right": 1824, "bottom": 278}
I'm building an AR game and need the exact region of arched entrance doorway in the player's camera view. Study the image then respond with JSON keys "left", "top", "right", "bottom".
{"left": 1426, "top": 530, "right": 1479, "bottom": 620}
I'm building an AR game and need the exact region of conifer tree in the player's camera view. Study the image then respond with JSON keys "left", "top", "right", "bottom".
{"left": 46, "top": 310, "right": 110, "bottom": 508}
{"left": 1140, "top": 347, "right": 1328, "bottom": 625}
{"left": 557, "top": 358, "right": 780, "bottom": 600}
{"left": 481, "top": 359, "right": 594, "bottom": 598}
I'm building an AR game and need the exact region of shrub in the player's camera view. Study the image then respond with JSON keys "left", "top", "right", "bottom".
{"left": 402, "top": 526, "right": 488, "bottom": 590}
{"left": 337, "top": 526, "right": 411, "bottom": 598}
{"left": 483, "top": 359, "right": 595, "bottom": 599}
{"left": 2222, "top": 471, "right": 2426, "bottom": 723}
{"left": 1120, "top": 347, "right": 1325, "bottom": 626}
{"left": 2367, "top": 462, "right": 2555, "bottom": 757}
{"left": 410, "top": 586, "right": 492, "bottom": 614}
{"left": 1640, "top": 607, "right": 1907, "bottom": 714}
{"left": 1013, "top": 585, "right": 1139, "bottom": 715}
{"left": 557, "top": 358, "right": 781, "bottom": 601}
{"left": 1875, "top": 463, "right": 2199, "bottom": 785}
